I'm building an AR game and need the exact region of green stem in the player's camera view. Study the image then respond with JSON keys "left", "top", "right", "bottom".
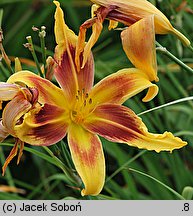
{"left": 0, "top": 9, "right": 3, "bottom": 28}
{"left": 39, "top": 27, "right": 47, "bottom": 74}
{"left": 42, "top": 146, "right": 78, "bottom": 185}
{"left": 156, "top": 41, "right": 193, "bottom": 74}
{"left": 188, "top": 45, "right": 193, "bottom": 53}
{"left": 106, "top": 150, "right": 147, "bottom": 183}
{"left": 138, "top": 96, "right": 193, "bottom": 116}
{"left": 26, "top": 36, "right": 44, "bottom": 77}
{"left": 129, "top": 168, "right": 185, "bottom": 200}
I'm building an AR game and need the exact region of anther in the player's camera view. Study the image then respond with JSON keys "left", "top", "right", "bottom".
{"left": 89, "top": 98, "right": 92, "bottom": 104}
{"left": 72, "top": 110, "right": 77, "bottom": 116}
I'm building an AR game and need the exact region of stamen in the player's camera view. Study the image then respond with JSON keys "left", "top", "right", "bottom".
{"left": 72, "top": 110, "right": 77, "bottom": 116}
{"left": 89, "top": 98, "right": 92, "bottom": 104}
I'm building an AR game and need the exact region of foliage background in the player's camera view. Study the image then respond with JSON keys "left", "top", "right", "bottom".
{"left": 0, "top": 0, "right": 192, "bottom": 200}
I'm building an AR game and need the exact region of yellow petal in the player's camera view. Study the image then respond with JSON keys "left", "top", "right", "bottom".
{"left": 67, "top": 123, "right": 105, "bottom": 196}
{"left": 121, "top": 16, "right": 158, "bottom": 82}
{"left": 90, "top": 68, "right": 158, "bottom": 105}
{"left": 54, "top": 1, "right": 78, "bottom": 62}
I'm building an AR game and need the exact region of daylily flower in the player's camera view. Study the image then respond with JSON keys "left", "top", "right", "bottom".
{"left": 75, "top": 0, "right": 190, "bottom": 99}
{"left": 0, "top": 1, "right": 187, "bottom": 196}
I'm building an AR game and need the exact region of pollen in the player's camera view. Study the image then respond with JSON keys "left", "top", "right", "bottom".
{"left": 71, "top": 89, "right": 93, "bottom": 124}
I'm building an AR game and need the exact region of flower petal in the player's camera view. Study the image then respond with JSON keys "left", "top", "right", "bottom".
{"left": 0, "top": 120, "right": 9, "bottom": 142}
{"left": 84, "top": 104, "right": 187, "bottom": 153}
{"left": 67, "top": 123, "right": 105, "bottom": 196}
{"left": 0, "top": 82, "right": 19, "bottom": 101}
{"left": 2, "top": 93, "right": 32, "bottom": 136}
{"left": 7, "top": 71, "right": 66, "bottom": 108}
{"left": 121, "top": 15, "right": 158, "bottom": 82}
{"left": 15, "top": 103, "right": 68, "bottom": 146}
{"left": 91, "top": 0, "right": 190, "bottom": 46}
{"left": 90, "top": 68, "right": 158, "bottom": 105}
{"left": 54, "top": 1, "right": 94, "bottom": 100}
{"left": 54, "top": 1, "right": 77, "bottom": 62}
{"left": 2, "top": 141, "right": 19, "bottom": 176}
{"left": 54, "top": 47, "right": 94, "bottom": 101}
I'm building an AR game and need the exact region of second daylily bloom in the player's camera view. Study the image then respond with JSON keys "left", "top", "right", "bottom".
{"left": 1, "top": 1, "right": 187, "bottom": 196}
{"left": 75, "top": 0, "right": 190, "bottom": 99}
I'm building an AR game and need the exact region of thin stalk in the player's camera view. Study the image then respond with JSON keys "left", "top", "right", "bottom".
{"left": 26, "top": 36, "right": 44, "bottom": 77}
{"left": 188, "top": 45, "right": 193, "bottom": 53}
{"left": 156, "top": 41, "right": 193, "bottom": 74}
{"left": 106, "top": 150, "right": 147, "bottom": 183}
{"left": 128, "top": 168, "right": 185, "bottom": 200}
{"left": 0, "top": 9, "right": 3, "bottom": 27}
{"left": 42, "top": 146, "right": 78, "bottom": 185}
{"left": 39, "top": 26, "right": 47, "bottom": 74}
{"left": 138, "top": 96, "right": 193, "bottom": 116}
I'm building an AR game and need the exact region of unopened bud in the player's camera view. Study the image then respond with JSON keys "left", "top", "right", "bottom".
{"left": 32, "top": 26, "right": 39, "bottom": 32}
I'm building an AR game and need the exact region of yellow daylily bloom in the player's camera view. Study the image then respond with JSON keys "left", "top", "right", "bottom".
{"left": 0, "top": 1, "right": 187, "bottom": 196}
{"left": 75, "top": 0, "right": 190, "bottom": 100}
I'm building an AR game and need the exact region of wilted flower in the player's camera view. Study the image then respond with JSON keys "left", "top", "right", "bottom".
{"left": 75, "top": 0, "right": 190, "bottom": 100}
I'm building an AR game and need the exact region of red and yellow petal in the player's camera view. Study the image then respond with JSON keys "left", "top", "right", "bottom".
{"left": 15, "top": 103, "right": 69, "bottom": 146}
{"left": 121, "top": 15, "right": 158, "bottom": 82}
{"left": 90, "top": 68, "right": 158, "bottom": 105}
{"left": 83, "top": 104, "right": 187, "bottom": 153}
{"left": 7, "top": 71, "right": 66, "bottom": 108}
{"left": 54, "top": 47, "right": 94, "bottom": 102}
{"left": 67, "top": 123, "right": 105, "bottom": 196}
{"left": 54, "top": 1, "right": 94, "bottom": 101}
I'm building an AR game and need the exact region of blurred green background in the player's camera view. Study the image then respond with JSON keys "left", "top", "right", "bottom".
{"left": 0, "top": 0, "right": 193, "bottom": 200}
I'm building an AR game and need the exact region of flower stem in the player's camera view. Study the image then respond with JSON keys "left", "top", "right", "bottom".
{"left": 188, "top": 45, "right": 193, "bottom": 53}
{"left": 42, "top": 146, "right": 79, "bottom": 185}
{"left": 39, "top": 26, "right": 47, "bottom": 74}
{"left": 26, "top": 36, "right": 44, "bottom": 77}
{"left": 156, "top": 41, "right": 193, "bottom": 74}
{"left": 0, "top": 9, "right": 3, "bottom": 27}
{"left": 129, "top": 168, "right": 185, "bottom": 200}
